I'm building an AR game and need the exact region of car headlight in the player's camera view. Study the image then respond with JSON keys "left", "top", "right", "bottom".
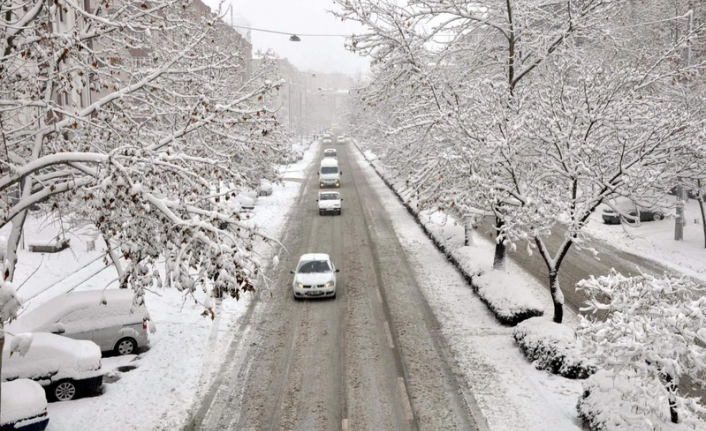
{"left": 297, "top": 283, "right": 304, "bottom": 289}
{"left": 325, "top": 281, "right": 334, "bottom": 288}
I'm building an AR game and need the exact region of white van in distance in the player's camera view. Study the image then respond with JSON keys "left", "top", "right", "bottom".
{"left": 319, "top": 158, "right": 341, "bottom": 188}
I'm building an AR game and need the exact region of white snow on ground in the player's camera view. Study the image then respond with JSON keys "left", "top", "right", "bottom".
{"left": 585, "top": 197, "right": 706, "bottom": 283}
{"left": 353, "top": 148, "right": 585, "bottom": 431}
{"left": 2, "top": 140, "right": 319, "bottom": 431}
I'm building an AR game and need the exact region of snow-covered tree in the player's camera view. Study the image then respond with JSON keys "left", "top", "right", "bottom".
{"left": 576, "top": 270, "right": 706, "bottom": 427}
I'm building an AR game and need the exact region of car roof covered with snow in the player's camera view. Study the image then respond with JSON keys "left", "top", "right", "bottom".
{"left": 13, "top": 289, "right": 144, "bottom": 333}
{"left": 298, "top": 253, "right": 331, "bottom": 263}
{"left": 2, "top": 332, "right": 102, "bottom": 382}
{"left": 0, "top": 379, "right": 47, "bottom": 425}
{"left": 318, "top": 191, "right": 340, "bottom": 198}
{"left": 320, "top": 158, "right": 339, "bottom": 167}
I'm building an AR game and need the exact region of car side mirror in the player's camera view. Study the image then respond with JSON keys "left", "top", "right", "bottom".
{"left": 340, "top": 198, "right": 343, "bottom": 201}
{"left": 290, "top": 270, "right": 295, "bottom": 274}
{"left": 315, "top": 199, "right": 318, "bottom": 202}
{"left": 50, "top": 323, "right": 66, "bottom": 334}
{"left": 317, "top": 172, "right": 320, "bottom": 175}
{"left": 336, "top": 269, "right": 340, "bottom": 273}
{"left": 340, "top": 171, "right": 343, "bottom": 175}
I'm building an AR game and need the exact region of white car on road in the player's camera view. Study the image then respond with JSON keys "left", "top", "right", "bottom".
{"left": 323, "top": 148, "right": 337, "bottom": 158}
{"left": 291, "top": 254, "right": 339, "bottom": 300}
{"left": 317, "top": 191, "right": 342, "bottom": 215}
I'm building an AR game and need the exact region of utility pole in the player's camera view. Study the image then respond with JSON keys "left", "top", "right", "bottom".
{"left": 675, "top": 10, "right": 693, "bottom": 241}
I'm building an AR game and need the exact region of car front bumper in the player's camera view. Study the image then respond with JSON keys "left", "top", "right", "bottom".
{"left": 293, "top": 287, "right": 336, "bottom": 298}
{"left": 319, "top": 181, "right": 340, "bottom": 188}
{"left": 319, "top": 206, "right": 341, "bottom": 214}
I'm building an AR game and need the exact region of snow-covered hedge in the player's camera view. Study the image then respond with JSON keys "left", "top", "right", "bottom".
{"left": 513, "top": 317, "right": 595, "bottom": 379}
{"left": 473, "top": 270, "right": 545, "bottom": 326}
{"left": 577, "top": 370, "right": 705, "bottom": 431}
{"left": 357, "top": 141, "right": 544, "bottom": 326}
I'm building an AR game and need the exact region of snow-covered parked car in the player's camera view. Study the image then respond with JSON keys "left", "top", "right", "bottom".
{"left": 258, "top": 179, "right": 273, "bottom": 196}
{"left": 602, "top": 196, "right": 666, "bottom": 224}
{"left": 2, "top": 333, "right": 103, "bottom": 401}
{"left": 291, "top": 254, "right": 340, "bottom": 300}
{"left": 12, "top": 289, "right": 153, "bottom": 356}
{"left": 236, "top": 192, "right": 256, "bottom": 210}
{"left": 317, "top": 191, "right": 342, "bottom": 215}
{"left": 1, "top": 379, "right": 50, "bottom": 431}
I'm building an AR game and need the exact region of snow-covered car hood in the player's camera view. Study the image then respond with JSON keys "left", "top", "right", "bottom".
{"left": 2, "top": 333, "right": 102, "bottom": 383}
{"left": 294, "top": 273, "right": 334, "bottom": 286}
{"left": 319, "top": 200, "right": 341, "bottom": 209}
{"left": 0, "top": 379, "right": 47, "bottom": 425}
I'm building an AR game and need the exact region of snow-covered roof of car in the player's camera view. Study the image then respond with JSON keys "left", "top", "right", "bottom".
{"left": 298, "top": 253, "right": 331, "bottom": 262}
{"left": 324, "top": 148, "right": 336, "bottom": 153}
{"left": 13, "top": 289, "right": 144, "bottom": 333}
{"left": 0, "top": 379, "right": 47, "bottom": 425}
{"left": 320, "top": 158, "right": 339, "bottom": 167}
{"left": 318, "top": 191, "right": 340, "bottom": 197}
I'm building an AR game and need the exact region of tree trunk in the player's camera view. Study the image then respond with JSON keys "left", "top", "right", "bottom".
{"left": 698, "top": 180, "right": 706, "bottom": 248}
{"left": 664, "top": 373, "right": 679, "bottom": 423}
{"left": 103, "top": 234, "right": 125, "bottom": 280}
{"left": 464, "top": 217, "right": 474, "bottom": 247}
{"left": 493, "top": 216, "right": 506, "bottom": 269}
{"left": 5, "top": 211, "right": 28, "bottom": 282}
{"left": 549, "top": 270, "right": 564, "bottom": 324}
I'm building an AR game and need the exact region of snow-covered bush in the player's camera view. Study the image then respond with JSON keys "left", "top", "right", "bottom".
{"left": 473, "top": 270, "right": 544, "bottom": 326}
{"left": 576, "top": 271, "right": 706, "bottom": 427}
{"left": 513, "top": 317, "right": 595, "bottom": 379}
{"left": 577, "top": 370, "right": 706, "bottom": 431}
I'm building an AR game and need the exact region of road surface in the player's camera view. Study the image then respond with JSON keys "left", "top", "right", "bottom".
{"left": 184, "top": 143, "right": 479, "bottom": 431}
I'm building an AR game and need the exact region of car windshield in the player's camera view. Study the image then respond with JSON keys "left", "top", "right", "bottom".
{"left": 320, "top": 193, "right": 339, "bottom": 201}
{"left": 298, "top": 260, "right": 331, "bottom": 273}
{"left": 321, "top": 167, "right": 338, "bottom": 174}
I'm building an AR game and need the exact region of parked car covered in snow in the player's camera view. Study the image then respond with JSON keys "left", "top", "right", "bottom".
{"left": 317, "top": 191, "right": 342, "bottom": 215}
{"left": 602, "top": 197, "right": 666, "bottom": 224}
{"left": 13, "top": 289, "right": 153, "bottom": 356}
{"left": 2, "top": 333, "right": 103, "bottom": 401}
{"left": 259, "top": 179, "right": 273, "bottom": 196}
{"left": 1, "top": 379, "right": 50, "bottom": 431}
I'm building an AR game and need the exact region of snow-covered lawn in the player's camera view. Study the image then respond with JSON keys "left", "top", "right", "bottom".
{"left": 352, "top": 148, "right": 586, "bottom": 431}
{"left": 3, "top": 140, "right": 319, "bottom": 431}
{"left": 585, "top": 196, "right": 706, "bottom": 283}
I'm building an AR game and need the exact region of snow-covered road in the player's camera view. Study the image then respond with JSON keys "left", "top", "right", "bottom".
{"left": 187, "top": 142, "right": 479, "bottom": 431}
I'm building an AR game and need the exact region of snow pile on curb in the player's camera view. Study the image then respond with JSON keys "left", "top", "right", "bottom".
{"left": 577, "top": 370, "right": 703, "bottom": 431}
{"left": 358, "top": 142, "right": 545, "bottom": 326}
{"left": 513, "top": 317, "right": 595, "bottom": 379}
{"left": 474, "top": 270, "right": 545, "bottom": 325}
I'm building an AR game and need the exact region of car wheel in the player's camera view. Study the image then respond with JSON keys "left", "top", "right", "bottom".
{"left": 53, "top": 380, "right": 78, "bottom": 402}
{"left": 114, "top": 337, "right": 137, "bottom": 356}
{"left": 653, "top": 212, "right": 664, "bottom": 221}
{"left": 337, "top": 209, "right": 342, "bottom": 216}
{"left": 294, "top": 294, "right": 303, "bottom": 301}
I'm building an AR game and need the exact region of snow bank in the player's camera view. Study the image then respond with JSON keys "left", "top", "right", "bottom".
{"left": 354, "top": 140, "right": 544, "bottom": 326}
{"left": 577, "top": 370, "right": 705, "bottom": 431}
{"left": 1, "top": 379, "right": 48, "bottom": 425}
{"left": 513, "top": 317, "right": 595, "bottom": 379}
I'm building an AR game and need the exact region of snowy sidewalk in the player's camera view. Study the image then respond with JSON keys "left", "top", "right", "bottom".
{"left": 352, "top": 148, "right": 586, "bottom": 431}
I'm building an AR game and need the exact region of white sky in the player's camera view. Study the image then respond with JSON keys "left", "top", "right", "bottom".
{"left": 203, "top": 0, "right": 371, "bottom": 75}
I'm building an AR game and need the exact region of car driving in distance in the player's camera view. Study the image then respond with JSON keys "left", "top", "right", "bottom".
{"left": 291, "top": 254, "right": 340, "bottom": 300}
{"left": 317, "top": 191, "right": 342, "bottom": 215}
{"left": 323, "top": 148, "right": 337, "bottom": 158}
{"left": 319, "top": 158, "right": 341, "bottom": 188}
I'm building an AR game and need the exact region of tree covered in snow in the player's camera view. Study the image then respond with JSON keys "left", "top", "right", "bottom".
{"left": 0, "top": 0, "right": 287, "bottom": 300}
{"left": 338, "top": 0, "right": 706, "bottom": 323}
{"left": 576, "top": 271, "right": 706, "bottom": 427}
